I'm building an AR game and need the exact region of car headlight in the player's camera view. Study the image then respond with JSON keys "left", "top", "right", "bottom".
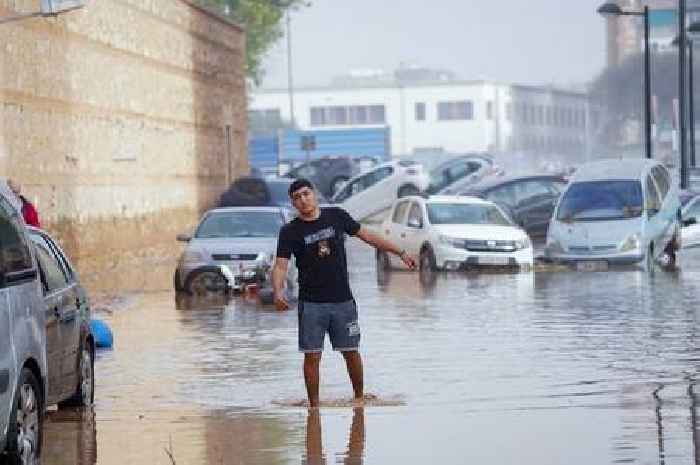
{"left": 181, "top": 250, "right": 204, "bottom": 263}
{"left": 439, "top": 235, "right": 464, "bottom": 248}
{"left": 514, "top": 237, "right": 532, "bottom": 250}
{"left": 620, "top": 233, "right": 641, "bottom": 252}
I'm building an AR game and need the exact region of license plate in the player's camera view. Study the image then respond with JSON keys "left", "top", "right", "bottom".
{"left": 478, "top": 256, "right": 510, "bottom": 266}
{"left": 575, "top": 260, "right": 609, "bottom": 272}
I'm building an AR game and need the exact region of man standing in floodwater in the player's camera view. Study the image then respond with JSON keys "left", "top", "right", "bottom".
{"left": 273, "top": 179, "right": 416, "bottom": 408}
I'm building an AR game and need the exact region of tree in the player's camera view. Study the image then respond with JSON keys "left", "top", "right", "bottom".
{"left": 590, "top": 52, "right": 683, "bottom": 147}
{"left": 195, "top": 0, "right": 307, "bottom": 85}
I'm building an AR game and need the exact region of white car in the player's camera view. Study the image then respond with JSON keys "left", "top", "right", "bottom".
{"left": 681, "top": 191, "right": 700, "bottom": 247}
{"left": 545, "top": 159, "right": 681, "bottom": 270}
{"left": 378, "top": 195, "right": 534, "bottom": 271}
{"left": 331, "top": 160, "right": 430, "bottom": 221}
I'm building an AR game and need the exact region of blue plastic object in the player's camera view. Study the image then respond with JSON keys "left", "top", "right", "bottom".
{"left": 90, "top": 319, "right": 114, "bottom": 349}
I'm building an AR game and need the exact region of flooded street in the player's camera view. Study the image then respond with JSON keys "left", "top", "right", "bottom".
{"left": 40, "top": 242, "right": 700, "bottom": 465}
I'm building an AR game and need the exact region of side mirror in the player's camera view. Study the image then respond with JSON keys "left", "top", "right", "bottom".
{"left": 646, "top": 207, "right": 659, "bottom": 217}
{"left": 683, "top": 217, "right": 698, "bottom": 227}
{"left": 176, "top": 233, "right": 192, "bottom": 242}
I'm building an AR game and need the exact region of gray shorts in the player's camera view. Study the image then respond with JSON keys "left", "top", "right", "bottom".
{"left": 298, "top": 300, "right": 360, "bottom": 353}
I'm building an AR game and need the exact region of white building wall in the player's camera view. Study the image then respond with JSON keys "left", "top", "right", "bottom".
{"left": 250, "top": 81, "right": 585, "bottom": 158}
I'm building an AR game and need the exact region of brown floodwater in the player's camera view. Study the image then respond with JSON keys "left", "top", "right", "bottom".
{"left": 39, "top": 241, "right": 700, "bottom": 465}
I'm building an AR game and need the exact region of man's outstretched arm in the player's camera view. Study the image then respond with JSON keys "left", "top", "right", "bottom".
{"left": 355, "top": 227, "right": 417, "bottom": 270}
{"left": 272, "top": 257, "right": 290, "bottom": 311}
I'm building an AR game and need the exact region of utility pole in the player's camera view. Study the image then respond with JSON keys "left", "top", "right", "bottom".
{"left": 680, "top": 0, "right": 690, "bottom": 188}
{"left": 286, "top": 11, "right": 296, "bottom": 127}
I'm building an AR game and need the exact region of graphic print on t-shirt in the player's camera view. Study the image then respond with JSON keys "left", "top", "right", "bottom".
{"left": 304, "top": 226, "right": 335, "bottom": 245}
{"left": 318, "top": 240, "right": 331, "bottom": 257}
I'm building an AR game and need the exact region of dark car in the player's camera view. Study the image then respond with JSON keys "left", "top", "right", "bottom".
{"left": 218, "top": 177, "right": 327, "bottom": 209}
{"left": 458, "top": 175, "right": 568, "bottom": 238}
{"left": 285, "top": 157, "right": 357, "bottom": 198}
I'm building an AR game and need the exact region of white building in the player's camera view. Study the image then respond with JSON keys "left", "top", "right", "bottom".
{"left": 250, "top": 80, "right": 590, "bottom": 158}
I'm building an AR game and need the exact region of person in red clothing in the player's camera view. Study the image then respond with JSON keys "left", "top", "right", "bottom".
{"left": 7, "top": 179, "right": 40, "bottom": 228}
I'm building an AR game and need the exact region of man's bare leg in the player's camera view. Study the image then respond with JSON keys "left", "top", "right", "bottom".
{"left": 304, "top": 352, "right": 322, "bottom": 408}
{"left": 342, "top": 351, "right": 364, "bottom": 405}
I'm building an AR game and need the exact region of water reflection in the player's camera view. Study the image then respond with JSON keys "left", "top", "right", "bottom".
{"left": 42, "top": 408, "right": 96, "bottom": 465}
{"left": 303, "top": 409, "right": 365, "bottom": 465}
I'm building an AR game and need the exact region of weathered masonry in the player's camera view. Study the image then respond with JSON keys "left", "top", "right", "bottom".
{"left": 0, "top": 0, "right": 248, "bottom": 289}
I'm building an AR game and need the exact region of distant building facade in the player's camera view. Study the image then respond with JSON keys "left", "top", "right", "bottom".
{"left": 250, "top": 79, "right": 589, "bottom": 158}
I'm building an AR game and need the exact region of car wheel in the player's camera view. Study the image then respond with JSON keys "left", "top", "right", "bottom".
{"left": 419, "top": 247, "right": 437, "bottom": 272}
{"left": 330, "top": 177, "right": 349, "bottom": 195}
{"left": 5, "top": 368, "right": 42, "bottom": 465}
{"left": 185, "top": 269, "right": 228, "bottom": 295}
{"left": 398, "top": 185, "right": 420, "bottom": 198}
{"left": 376, "top": 251, "right": 391, "bottom": 271}
{"left": 59, "top": 345, "right": 94, "bottom": 408}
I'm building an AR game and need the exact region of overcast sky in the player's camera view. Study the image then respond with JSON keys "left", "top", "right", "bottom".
{"left": 258, "top": 0, "right": 608, "bottom": 89}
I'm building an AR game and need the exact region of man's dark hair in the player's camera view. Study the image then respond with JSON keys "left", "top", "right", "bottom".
{"left": 288, "top": 178, "right": 314, "bottom": 198}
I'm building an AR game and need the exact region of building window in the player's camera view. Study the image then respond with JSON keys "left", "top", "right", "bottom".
{"left": 415, "top": 102, "right": 426, "bottom": 121}
{"left": 309, "top": 105, "right": 386, "bottom": 127}
{"left": 437, "top": 101, "right": 473, "bottom": 121}
{"left": 486, "top": 101, "right": 494, "bottom": 120}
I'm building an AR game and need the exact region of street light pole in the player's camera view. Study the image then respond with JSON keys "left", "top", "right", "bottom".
{"left": 597, "top": 3, "right": 652, "bottom": 159}
{"left": 691, "top": 40, "right": 697, "bottom": 168}
{"left": 286, "top": 10, "right": 296, "bottom": 128}
{"left": 680, "top": 0, "right": 689, "bottom": 188}
{"left": 644, "top": 5, "right": 652, "bottom": 160}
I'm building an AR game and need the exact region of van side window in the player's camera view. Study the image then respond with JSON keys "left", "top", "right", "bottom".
{"left": 0, "top": 197, "right": 34, "bottom": 282}
{"left": 407, "top": 203, "right": 424, "bottom": 228}
{"left": 392, "top": 201, "right": 410, "bottom": 224}
{"left": 646, "top": 175, "right": 661, "bottom": 213}
{"left": 652, "top": 166, "right": 670, "bottom": 200}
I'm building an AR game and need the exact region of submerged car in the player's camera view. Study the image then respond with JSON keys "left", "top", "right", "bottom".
{"left": 175, "top": 207, "right": 297, "bottom": 295}
{"left": 427, "top": 155, "right": 494, "bottom": 195}
{"left": 545, "top": 159, "right": 681, "bottom": 270}
{"left": 331, "top": 160, "right": 430, "bottom": 221}
{"left": 681, "top": 190, "right": 700, "bottom": 248}
{"left": 0, "top": 196, "right": 94, "bottom": 465}
{"left": 219, "top": 177, "right": 327, "bottom": 210}
{"left": 379, "top": 195, "right": 533, "bottom": 271}
{"left": 285, "top": 157, "right": 358, "bottom": 198}
{"left": 456, "top": 175, "right": 568, "bottom": 238}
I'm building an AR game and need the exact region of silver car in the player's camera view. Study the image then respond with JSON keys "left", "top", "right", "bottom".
{"left": 0, "top": 192, "right": 47, "bottom": 465}
{"left": 174, "top": 207, "right": 297, "bottom": 295}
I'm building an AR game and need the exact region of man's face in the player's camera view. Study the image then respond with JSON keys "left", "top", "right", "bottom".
{"left": 7, "top": 180, "right": 19, "bottom": 195}
{"left": 290, "top": 186, "right": 318, "bottom": 215}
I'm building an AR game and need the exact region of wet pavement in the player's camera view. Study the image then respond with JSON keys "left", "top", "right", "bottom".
{"left": 40, "top": 241, "right": 700, "bottom": 465}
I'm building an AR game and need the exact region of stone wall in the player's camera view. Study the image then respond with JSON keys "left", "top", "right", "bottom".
{"left": 0, "top": 0, "right": 248, "bottom": 290}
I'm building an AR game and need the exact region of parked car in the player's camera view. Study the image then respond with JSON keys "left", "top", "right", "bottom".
{"left": 331, "top": 160, "right": 430, "bottom": 221}
{"left": 378, "top": 195, "right": 533, "bottom": 271}
{"left": 218, "top": 177, "right": 327, "bottom": 210}
{"left": 285, "top": 157, "right": 357, "bottom": 198}
{"left": 456, "top": 175, "right": 568, "bottom": 238}
{"left": 427, "top": 155, "right": 494, "bottom": 195}
{"left": 27, "top": 228, "right": 95, "bottom": 409}
{"left": 175, "top": 207, "right": 297, "bottom": 295}
{"left": 680, "top": 190, "right": 700, "bottom": 248}
{"left": 545, "top": 159, "right": 681, "bottom": 270}
{"left": 0, "top": 194, "right": 47, "bottom": 465}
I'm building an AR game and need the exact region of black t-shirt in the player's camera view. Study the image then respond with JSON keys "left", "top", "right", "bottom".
{"left": 276, "top": 207, "right": 361, "bottom": 303}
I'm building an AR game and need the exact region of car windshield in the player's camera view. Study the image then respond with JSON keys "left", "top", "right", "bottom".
{"left": 427, "top": 203, "right": 512, "bottom": 226}
{"left": 556, "top": 181, "right": 643, "bottom": 222}
{"left": 195, "top": 211, "right": 284, "bottom": 238}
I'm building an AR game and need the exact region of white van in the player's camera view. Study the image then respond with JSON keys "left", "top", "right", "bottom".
{"left": 545, "top": 159, "right": 681, "bottom": 270}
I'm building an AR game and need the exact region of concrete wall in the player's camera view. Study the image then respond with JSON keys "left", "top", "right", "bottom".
{"left": 0, "top": 0, "right": 248, "bottom": 289}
